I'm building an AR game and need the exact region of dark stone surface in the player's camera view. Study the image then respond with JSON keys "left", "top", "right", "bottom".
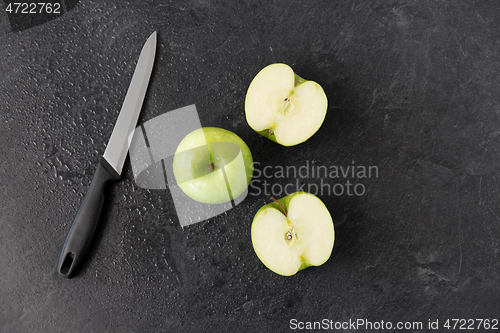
{"left": 4, "top": 0, "right": 79, "bottom": 32}
{"left": 1, "top": 0, "right": 499, "bottom": 332}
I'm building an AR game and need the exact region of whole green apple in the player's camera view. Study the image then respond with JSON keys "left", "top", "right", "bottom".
{"left": 251, "top": 192, "right": 334, "bottom": 276}
{"left": 172, "top": 127, "right": 253, "bottom": 204}
{"left": 245, "top": 63, "right": 328, "bottom": 146}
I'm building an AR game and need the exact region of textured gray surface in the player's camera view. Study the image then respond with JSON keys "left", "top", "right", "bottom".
{"left": 1, "top": 0, "right": 500, "bottom": 332}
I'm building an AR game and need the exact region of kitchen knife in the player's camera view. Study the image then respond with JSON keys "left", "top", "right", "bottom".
{"left": 57, "top": 31, "right": 157, "bottom": 278}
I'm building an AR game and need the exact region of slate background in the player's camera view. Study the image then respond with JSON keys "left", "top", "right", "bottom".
{"left": 1, "top": 0, "right": 500, "bottom": 332}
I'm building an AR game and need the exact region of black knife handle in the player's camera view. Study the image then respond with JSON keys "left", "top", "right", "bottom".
{"left": 57, "top": 157, "right": 120, "bottom": 278}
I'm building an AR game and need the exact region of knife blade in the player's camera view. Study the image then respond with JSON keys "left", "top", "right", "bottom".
{"left": 57, "top": 31, "right": 157, "bottom": 278}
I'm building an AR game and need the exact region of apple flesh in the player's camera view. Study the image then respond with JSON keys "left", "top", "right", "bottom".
{"left": 172, "top": 127, "right": 253, "bottom": 204}
{"left": 245, "top": 63, "right": 328, "bottom": 146}
{"left": 251, "top": 192, "right": 334, "bottom": 276}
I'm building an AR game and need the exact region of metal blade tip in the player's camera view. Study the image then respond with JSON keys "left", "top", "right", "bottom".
{"left": 141, "top": 31, "right": 157, "bottom": 52}
{"left": 149, "top": 31, "right": 157, "bottom": 43}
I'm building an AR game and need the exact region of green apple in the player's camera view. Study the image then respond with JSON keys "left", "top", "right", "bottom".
{"left": 251, "top": 192, "right": 334, "bottom": 276}
{"left": 172, "top": 127, "right": 253, "bottom": 204}
{"left": 245, "top": 63, "right": 328, "bottom": 146}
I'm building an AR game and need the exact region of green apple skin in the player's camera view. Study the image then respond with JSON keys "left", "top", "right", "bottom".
{"left": 251, "top": 192, "right": 335, "bottom": 276}
{"left": 172, "top": 127, "right": 253, "bottom": 204}
{"left": 245, "top": 63, "right": 328, "bottom": 146}
{"left": 256, "top": 129, "right": 280, "bottom": 145}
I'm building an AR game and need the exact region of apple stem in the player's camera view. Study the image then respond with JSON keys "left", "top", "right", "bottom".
{"left": 270, "top": 197, "right": 287, "bottom": 217}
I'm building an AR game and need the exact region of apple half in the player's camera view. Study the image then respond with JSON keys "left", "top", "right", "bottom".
{"left": 245, "top": 63, "right": 328, "bottom": 146}
{"left": 251, "top": 192, "right": 334, "bottom": 276}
